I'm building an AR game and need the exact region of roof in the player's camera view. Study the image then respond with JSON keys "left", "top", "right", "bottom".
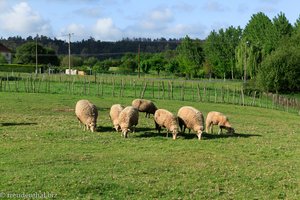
{"left": 0, "top": 43, "right": 11, "bottom": 53}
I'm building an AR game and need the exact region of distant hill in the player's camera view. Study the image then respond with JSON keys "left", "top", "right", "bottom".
{"left": 0, "top": 36, "right": 182, "bottom": 60}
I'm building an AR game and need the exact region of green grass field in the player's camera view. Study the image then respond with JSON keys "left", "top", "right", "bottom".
{"left": 0, "top": 92, "right": 299, "bottom": 199}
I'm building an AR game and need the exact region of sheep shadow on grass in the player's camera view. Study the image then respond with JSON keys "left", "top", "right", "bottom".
{"left": 136, "top": 131, "right": 261, "bottom": 140}
{"left": 200, "top": 132, "right": 261, "bottom": 140}
{"left": 0, "top": 122, "right": 38, "bottom": 127}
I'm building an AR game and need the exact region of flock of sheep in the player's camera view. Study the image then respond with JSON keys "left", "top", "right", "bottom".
{"left": 75, "top": 98, "right": 235, "bottom": 140}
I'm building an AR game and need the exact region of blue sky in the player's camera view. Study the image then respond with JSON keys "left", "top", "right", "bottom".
{"left": 0, "top": 0, "right": 299, "bottom": 41}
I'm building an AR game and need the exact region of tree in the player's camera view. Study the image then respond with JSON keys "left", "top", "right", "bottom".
{"left": 273, "top": 12, "right": 293, "bottom": 38}
{"left": 177, "top": 35, "right": 204, "bottom": 78}
{"left": 236, "top": 12, "right": 279, "bottom": 80}
{"left": 84, "top": 57, "right": 98, "bottom": 67}
{"left": 14, "top": 42, "right": 59, "bottom": 65}
{"left": 148, "top": 53, "right": 166, "bottom": 75}
{"left": 204, "top": 26, "right": 242, "bottom": 79}
{"left": 163, "top": 49, "right": 180, "bottom": 74}
{"left": 0, "top": 54, "right": 7, "bottom": 64}
{"left": 119, "top": 53, "right": 137, "bottom": 73}
{"left": 294, "top": 14, "right": 300, "bottom": 30}
{"left": 60, "top": 56, "right": 83, "bottom": 67}
{"left": 257, "top": 29, "right": 300, "bottom": 93}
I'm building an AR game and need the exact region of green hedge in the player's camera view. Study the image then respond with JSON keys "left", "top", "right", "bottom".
{"left": 0, "top": 64, "right": 43, "bottom": 73}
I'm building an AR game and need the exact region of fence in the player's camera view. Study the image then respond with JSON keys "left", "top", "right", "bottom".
{"left": 0, "top": 73, "right": 299, "bottom": 114}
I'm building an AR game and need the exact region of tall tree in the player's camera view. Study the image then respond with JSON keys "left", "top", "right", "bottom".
{"left": 177, "top": 35, "right": 204, "bottom": 78}
{"left": 15, "top": 42, "right": 59, "bottom": 65}
{"left": 236, "top": 12, "right": 279, "bottom": 80}
{"left": 204, "top": 26, "right": 242, "bottom": 79}
{"left": 257, "top": 29, "right": 300, "bottom": 93}
{"left": 273, "top": 12, "right": 293, "bottom": 38}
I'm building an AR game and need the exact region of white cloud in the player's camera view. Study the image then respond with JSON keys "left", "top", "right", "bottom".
{"left": 0, "top": 2, "right": 52, "bottom": 36}
{"left": 202, "top": 1, "right": 228, "bottom": 12}
{"left": 92, "top": 18, "right": 122, "bottom": 41}
{"left": 149, "top": 8, "right": 173, "bottom": 22}
{"left": 75, "top": 7, "right": 103, "bottom": 18}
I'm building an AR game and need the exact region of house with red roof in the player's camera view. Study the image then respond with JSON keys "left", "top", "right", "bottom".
{"left": 0, "top": 43, "right": 12, "bottom": 64}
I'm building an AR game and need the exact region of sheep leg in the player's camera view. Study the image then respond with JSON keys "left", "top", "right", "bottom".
{"left": 218, "top": 126, "right": 222, "bottom": 135}
{"left": 210, "top": 125, "right": 213, "bottom": 134}
{"left": 197, "top": 133, "right": 202, "bottom": 140}
{"left": 172, "top": 133, "right": 177, "bottom": 140}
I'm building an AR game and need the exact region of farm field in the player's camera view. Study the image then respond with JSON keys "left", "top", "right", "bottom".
{"left": 0, "top": 92, "right": 299, "bottom": 199}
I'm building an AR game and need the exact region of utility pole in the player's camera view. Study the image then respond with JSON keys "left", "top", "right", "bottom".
{"left": 35, "top": 34, "right": 38, "bottom": 74}
{"left": 138, "top": 44, "right": 140, "bottom": 78}
{"left": 62, "top": 33, "right": 74, "bottom": 75}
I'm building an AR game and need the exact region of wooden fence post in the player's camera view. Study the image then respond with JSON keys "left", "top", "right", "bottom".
{"left": 152, "top": 80, "right": 154, "bottom": 98}
{"left": 241, "top": 88, "right": 245, "bottom": 106}
{"left": 140, "top": 81, "right": 147, "bottom": 99}
{"left": 181, "top": 82, "right": 185, "bottom": 101}
{"left": 197, "top": 83, "right": 201, "bottom": 102}
{"left": 162, "top": 81, "right": 165, "bottom": 99}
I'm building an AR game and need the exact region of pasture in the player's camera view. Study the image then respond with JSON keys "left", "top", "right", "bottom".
{"left": 0, "top": 92, "right": 299, "bottom": 199}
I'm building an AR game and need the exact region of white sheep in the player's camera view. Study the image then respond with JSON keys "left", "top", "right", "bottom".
{"left": 109, "top": 104, "right": 125, "bottom": 132}
{"left": 205, "top": 111, "right": 235, "bottom": 134}
{"left": 132, "top": 98, "right": 157, "bottom": 118}
{"left": 118, "top": 106, "right": 139, "bottom": 138}
{"left": 154, "top": 109, "right": 179, "bottom": 140}
{"left": 75, "top": 100, "right": 98, "bottom": 132}
{"left": 177, "top": 106, "right": 205, "bottom": 140}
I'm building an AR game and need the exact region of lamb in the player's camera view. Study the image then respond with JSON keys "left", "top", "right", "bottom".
{"left": 75, "top": 99, "right": 98, "bottom": 132}
{"left": 109, "top": 104, "right": 125, "bottom": 132}
{"left": 154, "top": 109, "right": 179, "bottom": 140}
{"left": 132, "top": 98, "right": 157, "bottom": 118}
{"left": 205, "top": 111, "right": 235, "bottom": 134}
{"left": 118, "top": 106, "right": 139, "bottom": 138}
{"left": 177, "top": 106, "right": 205, "bottom": 140}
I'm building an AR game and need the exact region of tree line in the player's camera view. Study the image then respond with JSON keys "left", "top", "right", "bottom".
{"left": 1, "top": 11, "right": 299, "bottom": 93}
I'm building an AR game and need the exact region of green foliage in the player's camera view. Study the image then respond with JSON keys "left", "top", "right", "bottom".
{"left": 236, "top": 12, "right": 280, "bottom": 80}
{"left": 93, "top": 59, "right": 112, "bottom": 73}
{"left": 257, "top": 31, "right": 300, "bottom": 93}
{"left": 147, "top": 53, "right": 166, "bottom": 75}
{"left": 177, "top": 35, "right": 204, "bottom": 78}
{"left": 119, "top": 53, "right": 137, "bottom": 73}
{"left": 204, "top": 27, "right": 242, "bottom": 79}
{"left": 273, "top": 12, "right": 293, "bottom": 38}
{"left": 60, "top": 56, "right": 84, "bottom": 68}
{"left": 0, "top": 64, "right": 40, "bottom": 73}
{"left": 14, "top": 42, "right": 59, "bottom": 66}
{"left": 0, "top": 54, "right": 8, "bottom": 64}
{"left": 84, "top": 57, "right": 98, "bottom": 67}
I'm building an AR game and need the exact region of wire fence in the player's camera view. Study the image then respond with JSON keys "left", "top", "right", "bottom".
{"left": 1, "top": 73, "right": 299, "bottom": 114}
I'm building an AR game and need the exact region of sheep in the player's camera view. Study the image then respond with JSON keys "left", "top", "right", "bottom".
{"left": 75, "top": 100, "right": 98, "bottom": 132}
{"left": 109, "top": 104, "right": 125, "bottom": 132}
{"left": 118, "top": 106, "right": 139, "bottom": 138}
{"left": 205, "top": 111, "right": 235, "bottom": 134}
{"left": 132, "top": 98, "right": 157, "bottom": 118}
{"left": 177, "top": 106, "right": 205, "bottom": 140}
{"left": 154, "top": 109, "right": 179, "bottom": 140}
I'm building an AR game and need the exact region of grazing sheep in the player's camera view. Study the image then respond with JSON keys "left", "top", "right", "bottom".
{"left": 205, "top": 111, "right": 235, "bottom": 134}
{"left": 109, "top": 104, "right": 125, "bottom": 132}
{"left": 132, "top": 98, "right": 157, "bottom": 118}
{"left": 118, "top": 106, "right": 139, "bottom": 138}
{"left": 75, "top": 100, "right": 98, "bottom": 132}
{"left": 177, "top": 106, "right": 205, "bottom": 140}
{"left": 154, "top": 109, "right": 179, "bottom": 140}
